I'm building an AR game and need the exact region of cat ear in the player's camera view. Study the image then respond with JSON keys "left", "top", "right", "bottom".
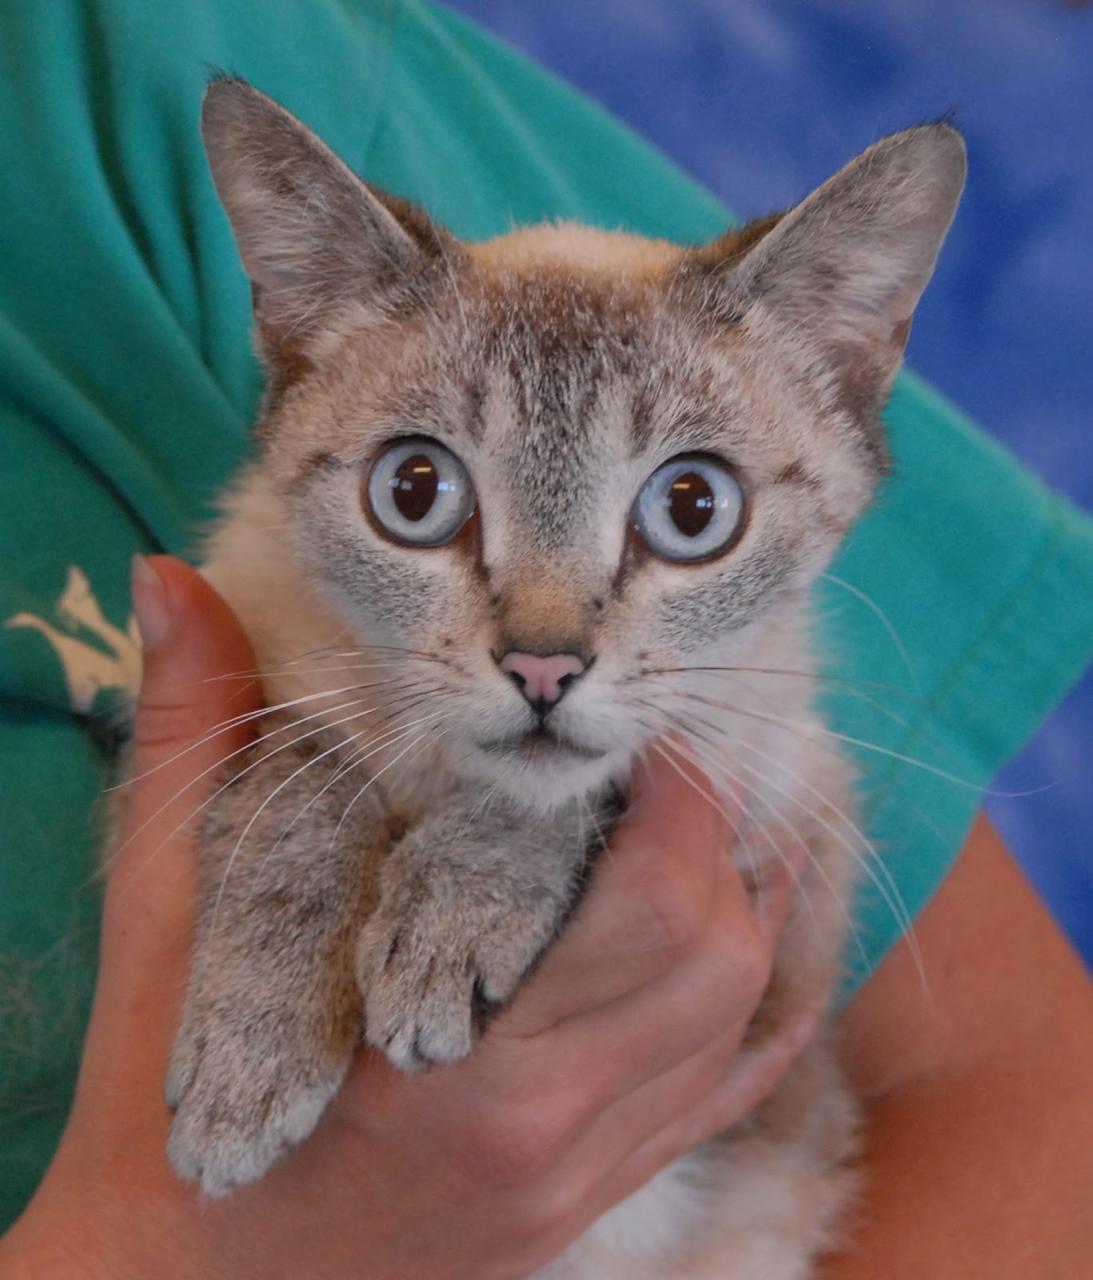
{"left": 699, "top": 125, "right": 966, "bottom": 412}
{"left": 201, "top": 77, "right": 446, "bottom": 369}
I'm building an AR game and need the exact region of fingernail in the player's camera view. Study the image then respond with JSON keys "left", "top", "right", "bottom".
{"left": 131, "top": 554, "right": 170, "bottom": 650}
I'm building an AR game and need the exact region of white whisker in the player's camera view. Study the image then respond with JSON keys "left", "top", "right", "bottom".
{"left": 108, "top": 675, "right": 417, "bottom": 792}
{"left": 663, "top": 686, "right": 1035, "bottom": 798}
{"left": 645, "top": 739, "right": 748, "bottom": 869}
{"left": 113, "top": 681, "right": 444, "bottom": 868}
{"left": 664, "top": 731, "right": 842, "bottom": 963}
{"left": 328, "top": 727, "right": 454, "bottom": 854}
{"left": 210, "top": 708, "right": 453, "bottom": 935}
{"left": 243, "top": 709, "right": 459, "bottom": 904}
{"left": 820, "top": 572, "right": 920, "bottom": 693}
{"left": 733, "top": 736, "right": 922, "bottom": 969}
{"left": 115, "top": 682, "right": 446, "bottom": 901}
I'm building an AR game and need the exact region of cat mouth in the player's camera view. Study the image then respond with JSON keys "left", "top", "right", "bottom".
{"left": 476, "top": 729, "right": 605, "bottom": 761}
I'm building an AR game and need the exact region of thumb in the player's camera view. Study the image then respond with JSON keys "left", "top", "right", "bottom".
{"left": 125, "top": 554, "right": 261, "bottom": 836}
{"left": 93, "top": 556, "right": 262, "bottom": 1060}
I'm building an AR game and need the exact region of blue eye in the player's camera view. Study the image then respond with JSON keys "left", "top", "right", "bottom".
{"left": 366, "top": 438, "right": 476, "bottom": 546}
{"left": 633, "top": 455, "right": 745, "bottom": 562}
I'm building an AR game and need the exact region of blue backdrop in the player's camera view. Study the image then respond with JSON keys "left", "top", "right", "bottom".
{"left": 445, "top": 0, "right": 1093, "bottom": 964}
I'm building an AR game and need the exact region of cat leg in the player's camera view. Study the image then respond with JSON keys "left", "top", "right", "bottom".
{"left": 165, "top": 720, "right": 391, "bottom": 1196}
{"left": 356, "top": 795, "right": 598, "bottom": 1070}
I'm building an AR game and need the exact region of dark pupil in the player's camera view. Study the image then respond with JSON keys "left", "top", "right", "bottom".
{"left": 391, "top": 454, "right": 439, "bottom": 522}
{"left": 667, "top": 471, "right": 715, "bottom": 537}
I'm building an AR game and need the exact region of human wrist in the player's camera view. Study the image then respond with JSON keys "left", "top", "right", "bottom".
{"left": 0, "top": 1211, "right": 137, "bottom": 1280}
{"left": 0, "top": 1170, "right": 203, "bottom": 1280}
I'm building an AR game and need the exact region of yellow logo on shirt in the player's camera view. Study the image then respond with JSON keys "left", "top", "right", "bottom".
{"left": 6, "top": 566, "right": 141, "bottom": 712}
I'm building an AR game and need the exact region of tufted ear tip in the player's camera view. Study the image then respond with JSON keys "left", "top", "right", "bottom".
{"left": 867, "top": 122, "right": 968, "bottom": 229}
{"left": 697, "top": 123, "right": 966, "bottom": 424}
{"left": 197, "top": 75, "right": 438, "bottom": 376}
{"left": 904, "top": 120, "right": 967, "bottom": 179}
{"left": 200, "top": 74, "right": 273, "bottom": 151}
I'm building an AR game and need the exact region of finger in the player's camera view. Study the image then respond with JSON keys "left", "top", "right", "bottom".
{"left": 497, "top": 744, "right": 739, "bottom": 1039}
{"left": 120, "top": 556, "right": 261, "bottom": 854}
{"left": 93, "top": 556, "right": 260, "bottom": 1052}
{"left": 496, "top": 843, "right": 774, "bottom": 1135}
{"left": 568, "top": 1006, "right": 822, "bottom": 1234}
{"left": 753, "top": 844, "right": 806, "bottom": 946}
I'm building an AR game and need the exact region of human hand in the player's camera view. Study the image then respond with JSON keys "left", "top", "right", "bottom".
{"left": 0, "top": 556, "right": 816, "bottom": 1280}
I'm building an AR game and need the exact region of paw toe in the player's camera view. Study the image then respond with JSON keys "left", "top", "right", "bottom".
{"left": 165, "top": 1059, "right": 346, "bottom": 1194}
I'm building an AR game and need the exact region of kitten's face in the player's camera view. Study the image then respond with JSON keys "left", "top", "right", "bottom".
{"left": 262, "top": 232, "right": 873, "bottom": 807}
{"left": 201, "top": 80, "right": 964, "bottom": 810}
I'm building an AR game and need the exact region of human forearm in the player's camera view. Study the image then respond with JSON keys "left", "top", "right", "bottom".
{"left": 820, "top": 1052, "right": 1093, "bottom": 1278}
{"left": 824, "top": 817, "right": 1093, "bottom": 1278}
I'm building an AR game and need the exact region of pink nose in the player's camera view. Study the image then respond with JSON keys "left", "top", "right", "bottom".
{"left": 499, "top": 652, "right": 586, "bottom": 709}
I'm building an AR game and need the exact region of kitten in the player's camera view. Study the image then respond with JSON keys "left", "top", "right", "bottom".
{"left": 161, "top": 77, "right": 964, "bottom": 1278}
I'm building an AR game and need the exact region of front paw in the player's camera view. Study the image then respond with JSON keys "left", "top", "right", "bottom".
{"left": 165, "top": 1008, "right": 349, "bottom": 1196}
{"left": 356, "top": 866, "right": 556, "bottom": 1071}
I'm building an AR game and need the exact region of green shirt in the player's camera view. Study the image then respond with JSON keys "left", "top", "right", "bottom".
{"left": 2, "top": 0, "right": 1091, "bottom": 1228}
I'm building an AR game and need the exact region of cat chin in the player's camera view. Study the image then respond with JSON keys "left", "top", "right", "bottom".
{"left": 453, "top": 740, "right": 632, "bottom": 817}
